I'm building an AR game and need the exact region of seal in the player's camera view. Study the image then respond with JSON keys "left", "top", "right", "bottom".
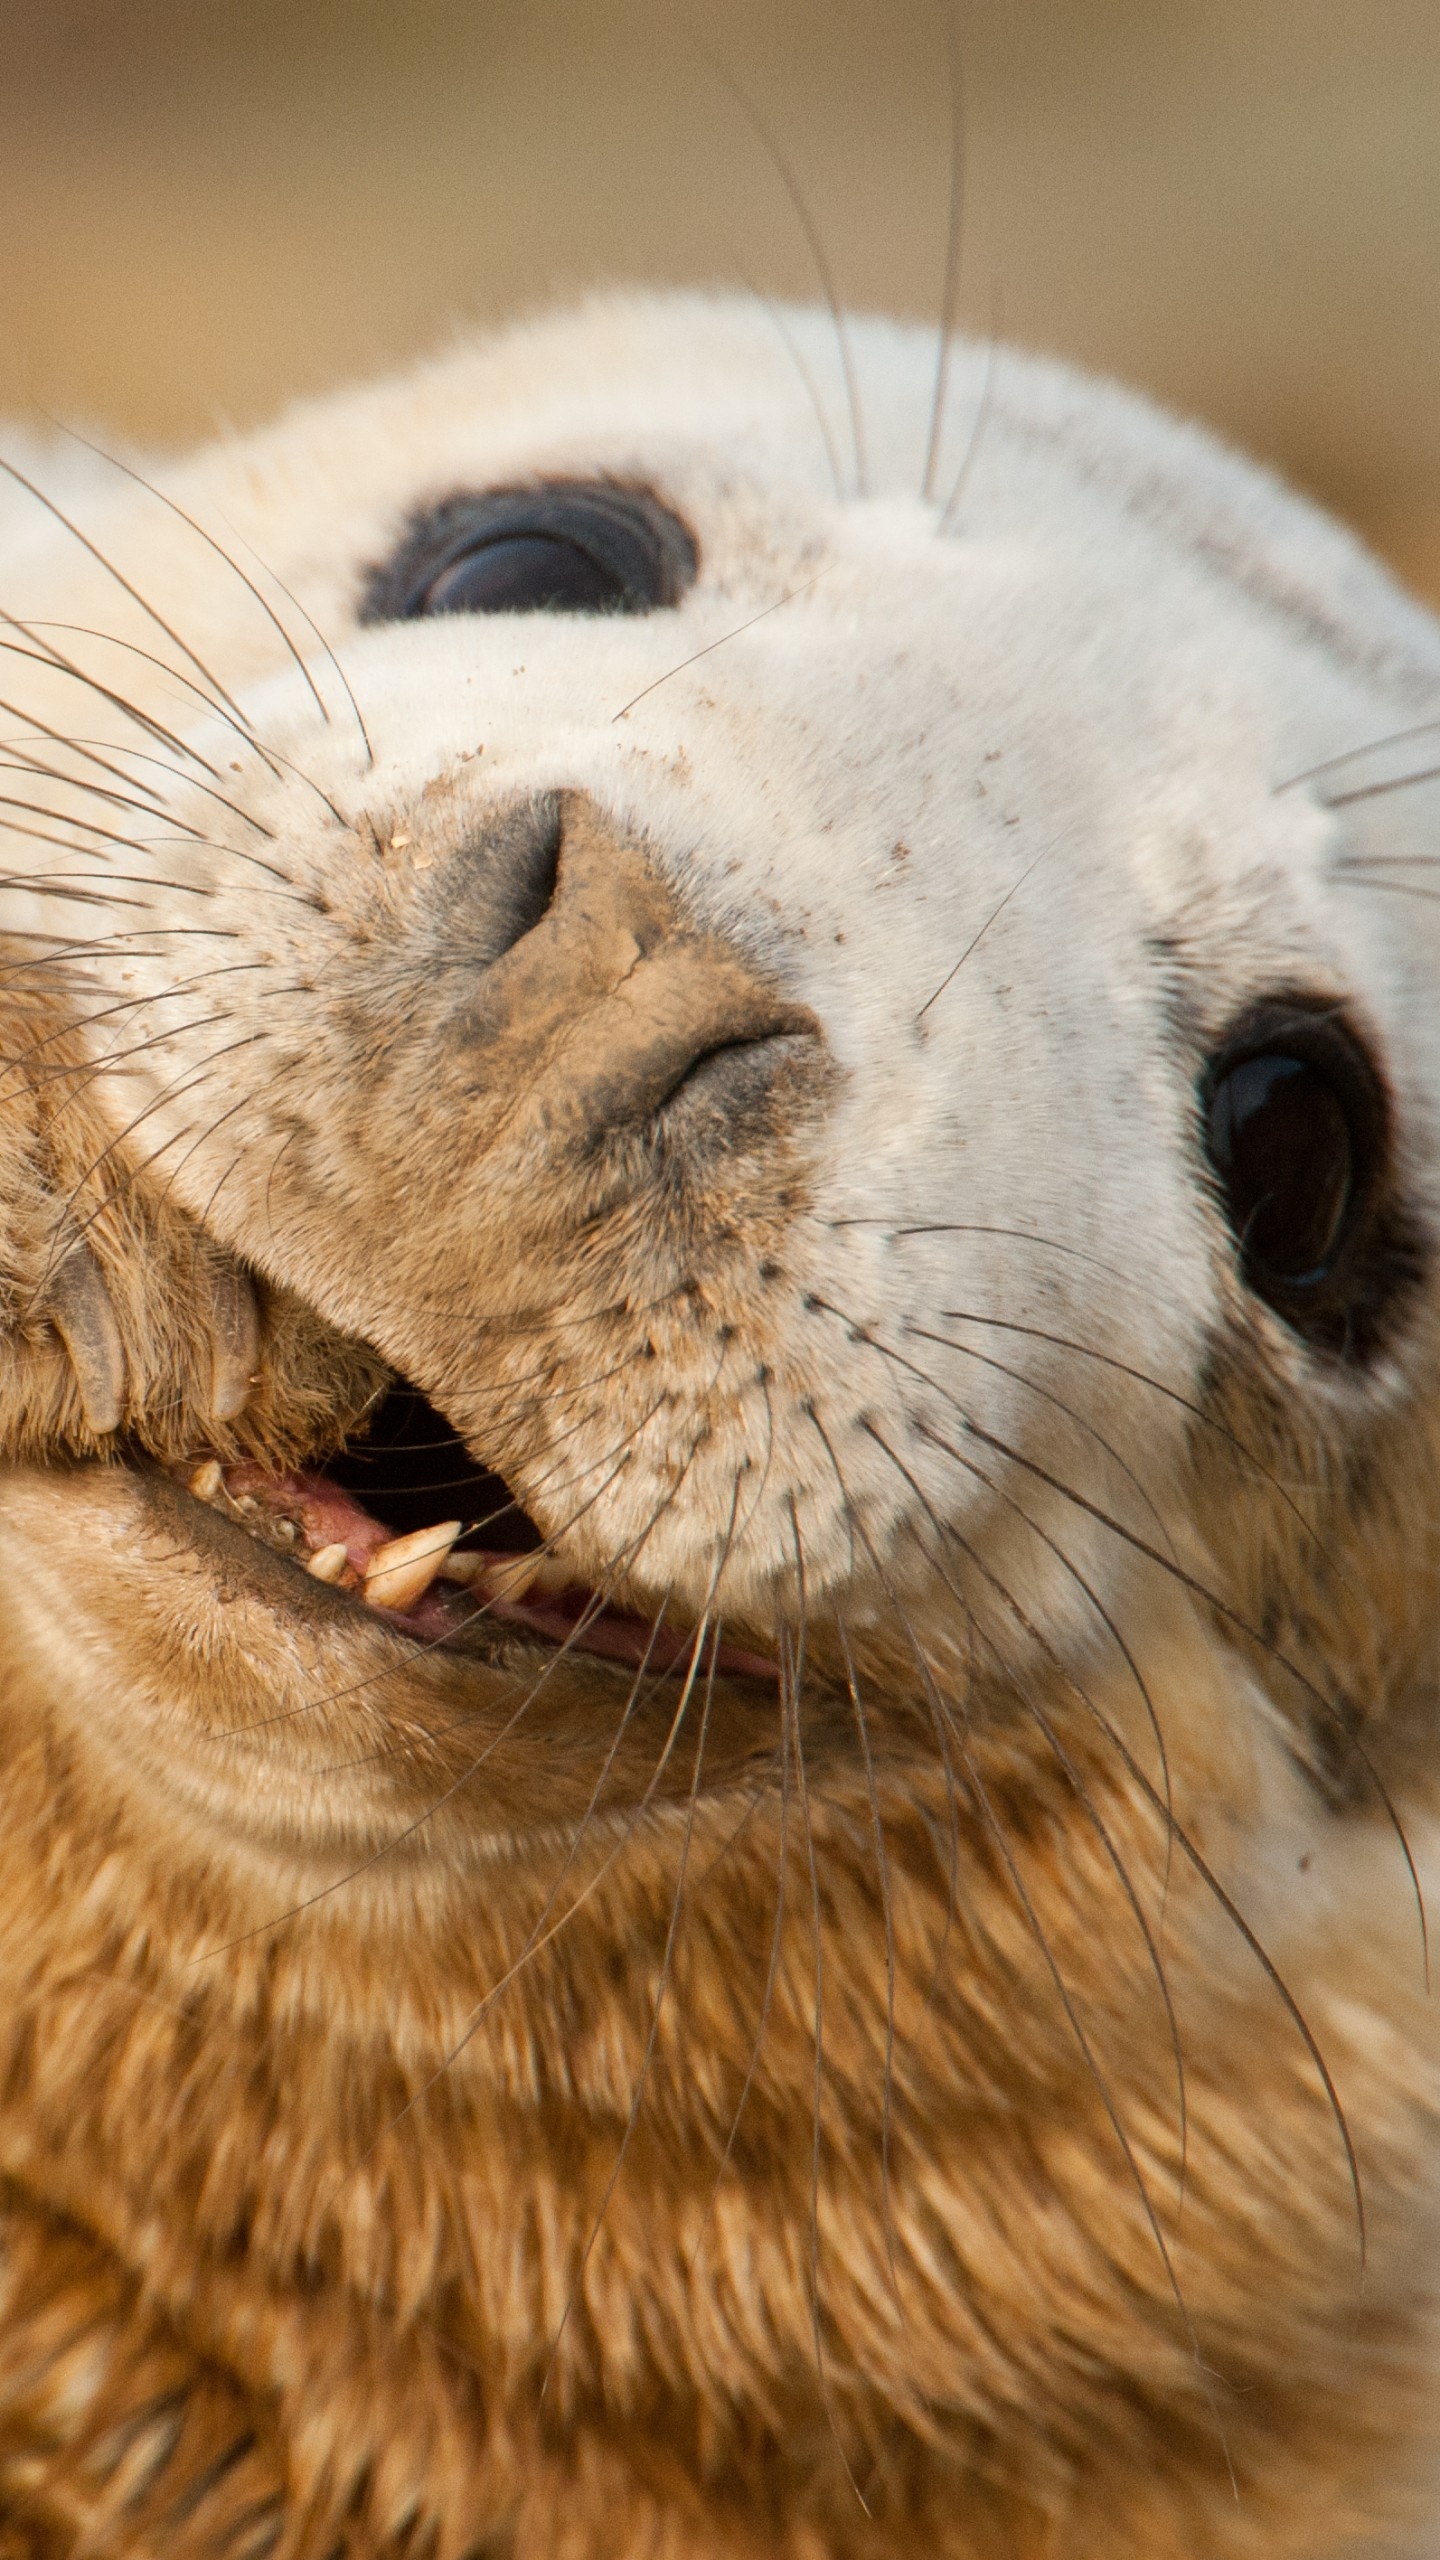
{"left": 0, "top": 290, "right": 1439, "bottom": 2557}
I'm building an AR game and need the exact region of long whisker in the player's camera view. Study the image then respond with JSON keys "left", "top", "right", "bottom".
{"left": 46, "top": 422, "right": 336, "bottom": 734}
{"left": 835, "top": 1619, "right": 907, "bottom": 2324}
{"left": 940, "top": 1441, "right": 1370, "bottom": 2267}
{"left": 921, "top": 1, "right": 967, "bottom": 504}
{"left": 30, "top": 625, "right": 353, "bottom": 827}
{"left": 803, "top": 1400, "right": 967, "bottom": 2011}
{"left": 916, "top": 838, "right": 1049, "bottom": 1022}
{"left": 1276, "top": 721, "right": 1440, "bottom": 794}
{"left": 936, "top": 296, "right": 1000, "bottom": 536}
{"left": 0, "top": 622, "right": 228, "bottom": 780}
{"left": 611, "top": 569, "right": 831, "bottom": 724}
{"left": 0, "top": 700, "right": 172, "bottom": 798}
{"left": 1334, "top": 876, "right": 1440, "bottom": 904}
{"left": 0, "top": 745, "right": 168, "bottom": 821}
{"left": 0, "top": 454, "right": 260, "bottom": 738}
{"left": 0, "top": 735, "right": 277, "bottom": 839}
{"left": 823, "top": 1215, "right": 1135, "bottom": 1289}
{"left": 862, "top": 1413, "right": 1189, "bottom": 2192}
{"left": 217, "top": 514, "right": 375, "bottom": 768}
{"left": 743, "top": 280, "right": 845, "bottom": 499}
{"left": 786, "top": 1501, "right": 872, "bottom": 2516}
{"left": 808, "top": 1407, "right": 1233, "bottom": 2466}
{"left": 808, "top": 1293, "right": 1182, "bottom": 1819}
{"left": 924, "top": 1306, "right": 1335, "bottom": 1559}
{"left": 0, "top": 790, "right": 203, "bottom": 851}
{"left": 693, "top": 42, "right": 867, "bottom": 495}
{"left": 959, "top": 1409, "right": 1426, "bottom": 1969}
{"left": 539, "top": 1603, "right": 721, "bottom": 2400}
{"left": 1319, "top": 763, "right": 1440, "bottom": 812}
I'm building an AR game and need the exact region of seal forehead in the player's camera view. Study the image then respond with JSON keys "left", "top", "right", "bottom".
{"left": 169, "top": 288, "right": 1440, "bottom": 716}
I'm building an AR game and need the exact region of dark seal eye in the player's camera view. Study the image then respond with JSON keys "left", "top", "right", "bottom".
{"left": 359, "top": 482, "right": 698, "bottom": 623}
{"left": 1208, "top": 1051, "right": 1354, "bottom": 1285}
{"left": 1202, "top": 997, "right": 1417, "bottom": 1357}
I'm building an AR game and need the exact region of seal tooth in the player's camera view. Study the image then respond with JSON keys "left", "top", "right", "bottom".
{"left": 209, "top": 1263, "right": 261, "bottom": 1421}
{"left": 476, "top": 1554, "right": 543, "bottom": 1603}
{"left": 306, "top": 1541, "right": 349, "bottom": 1584}
{"left": 46, "top": 1239, "right": 127, "bottom": 1436}
{"left": 437, "top": 1549, "right": 483, "bottom": 1586}
{"left": 363, "top": 1522, "right": 462, "bottom": 1612}
{"left": 441, "top": 1551, "right": 570, "bottom": 1603}
{"left": 187, "top": 1459, "right": 224, "bottom": 1503}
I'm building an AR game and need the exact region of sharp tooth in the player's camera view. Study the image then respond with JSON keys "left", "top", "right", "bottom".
{"left": 46, "top": 1239, "right": 127, "bottom": 1435}
{"left": 362, "top": 1522, "right": 462, "bottom": 1612}
{"left": 451, "top": 1551, "right": 571, "bottom": 1606}
{"left": 437, "top": 1549, "right": 485, "bottom": 1586}
{"left": 209, "top": 1263, "right": 261, "bottom": 1421}
{"left": 307, "top": 1541, "right": 349, "bottom": 1584}
{"left": 476, "top": 1553, "right": 545, "bottom": 1604}
{"left": 187, "top": 1458, "right": 224, "bottom": 1503}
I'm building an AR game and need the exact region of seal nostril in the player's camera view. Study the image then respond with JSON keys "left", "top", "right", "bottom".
{"left": 655, "top": 1026, "right": 823, "bottom": 1149}
{"left": 503, "top": 797, "right": 562, "bottom": 947}
{"left": 447, "top": 792, "right": 563, "bottom": 963}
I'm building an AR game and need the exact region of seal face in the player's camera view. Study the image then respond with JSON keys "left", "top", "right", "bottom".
{"left": 2, "top": 293, "right": 1440, "bottom": 2556}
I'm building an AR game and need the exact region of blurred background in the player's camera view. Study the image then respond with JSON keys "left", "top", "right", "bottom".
{"left": 3, "top": 0, "right": 1440, "bottom": 594}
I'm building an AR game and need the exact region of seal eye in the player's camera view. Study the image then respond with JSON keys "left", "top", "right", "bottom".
{"left": 359, "top": 482, "right": 698, "bottom": 624}
{"left": 1202, "top": 998, "right": 1409, "bottom": 1354}
{"left": 1207, "top": 1051, "right": 1355, "bottom": 1287}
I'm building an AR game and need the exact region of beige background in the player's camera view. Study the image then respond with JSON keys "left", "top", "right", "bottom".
{"left": 4, "top": 0, "right": 1440, "bottom": 595}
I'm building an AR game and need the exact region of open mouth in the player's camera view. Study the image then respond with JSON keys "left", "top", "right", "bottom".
{"left": 172, "top": 1374, "right": 777, "bottom": 1682}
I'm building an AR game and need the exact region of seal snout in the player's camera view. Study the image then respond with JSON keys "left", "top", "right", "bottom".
{"left": 435, "top": 786, "right": 828, "bottom": 1167}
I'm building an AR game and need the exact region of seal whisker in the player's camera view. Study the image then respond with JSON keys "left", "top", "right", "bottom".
{"left": 921, "top": 0, "right": 968, "bottom": 506}
{"left": 784, "top": 1499, "right": 874, "bottom": 2518}
{"left": 742, "top": 279, "right": 846, "bottom": 500}
{"left": 835, "top": 1618, "right": 909, "bottom": 2330}
{"left": 0, "top": 453, "right": 264, "bottom": 744}
{"left": 935, "top": 298, "right": 1001, "bottom": 534}
{"left": 0, "top": 736, "right": 278, "bottom": 840}
{"left": 44, "top": 422, "right": 340, "bottom": 740}
{"left": 0, "top": 621, "right": 230, "bottom": 779}
{"left": 864, "top": 1414, "right": 1190, "bottom": 2185}
{"left": 692, "top": 39, "right": 867, "bottom": 495}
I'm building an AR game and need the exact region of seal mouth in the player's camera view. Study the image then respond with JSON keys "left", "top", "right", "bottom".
{"left": 171, "top": 1374, "right": 777, "bottom": 1682}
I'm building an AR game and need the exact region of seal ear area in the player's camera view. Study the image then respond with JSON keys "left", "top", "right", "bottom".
{"left": 357, "top": 481, "right": 698, "bottom": 623}
{"left": 1199, "top": 992, "right": 1428, "bottom": 1364}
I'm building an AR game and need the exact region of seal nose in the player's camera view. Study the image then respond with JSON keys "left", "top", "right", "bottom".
{"left": 446, "top": 789, "right": 824, "bottom": 1154}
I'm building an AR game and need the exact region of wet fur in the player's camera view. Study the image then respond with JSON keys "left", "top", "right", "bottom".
{"left": 0, "top": 294, "right": 1437, "bottom": 2556}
